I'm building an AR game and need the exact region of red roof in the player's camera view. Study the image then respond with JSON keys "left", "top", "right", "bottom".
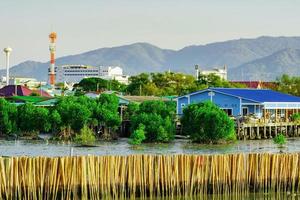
{"left": 0, "top": 85, "right": 51, "bottom": 97}
{"left": 231, "top": 81, "right": 277, "bottom": 89}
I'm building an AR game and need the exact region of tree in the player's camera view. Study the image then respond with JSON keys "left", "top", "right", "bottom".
{"left": 126, "top": 73, "right": 150, "bottom": 95}
{"left": 276, "top": 74, "right": 300, "bottom": 96}
{"left": 129, "top": 100, "right": 176, "bottom": 143}
{"left": 126, "top": 72, "right": 245, "bottom": 96}
{"left": 74, "top": 125, "right": 96, "bottom": 145}
{"left": 0, "top": 98, "right": 18, "bottom": 136}
{"left": 129, "top": 124, "right": 146, "bottom": 145}
{"left": 17, "top": 103, "right": 51, "bottom": 135}
{"left": 181, "top": 101, "right": 236, "bottom": 143}
{"left": 124, "top": 102, "right": 139, "bottom": 120}
{"left": 55, "top": 96, "right": 91, "bottom": 137}
{"left": 94, "top": 94, "right": 121, "bottom": 138}
{"left": 74, "top": 77, "right": 127, "bottom": 93}
{"left": 49, "top": 110, "right": 62, "bottom": 134}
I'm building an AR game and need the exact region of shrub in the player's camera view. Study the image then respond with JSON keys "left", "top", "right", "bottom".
{"left": 129, "top": 124, "right": 146, "bottom": 145}
{"left": 181, "top": 101, "right": 236, "bottom": 143}
{"left": 0, "top": 98, "right": 18, "bottom": 136}
{"left": 74, "top": 126, "right": 96, "bottom": 145}
{"left": 291, "top": 113, "right": 300, "bottom": 122}
{"left": 273, "top": 133, "right": 286, "bottom": 146}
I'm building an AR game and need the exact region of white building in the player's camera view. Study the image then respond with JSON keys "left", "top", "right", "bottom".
{"left": 55, "top": 65, "right": 129, "bottom": 84}
{"left": 199, "top": 65, "right": 227, "bottom": 80}
{"left": 99, "top": 66, "right": 129, "bottom": 85}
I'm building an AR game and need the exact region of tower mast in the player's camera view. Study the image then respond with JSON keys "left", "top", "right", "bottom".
{"left": 48, "top": 32, "right": 57, "bottom": 86}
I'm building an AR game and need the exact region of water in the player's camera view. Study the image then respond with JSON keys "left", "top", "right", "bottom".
{"left": 1, "top": 137, "right": 300, "bottom": 157}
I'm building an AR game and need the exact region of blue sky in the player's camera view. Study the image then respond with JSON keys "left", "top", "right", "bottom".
{"left": 0, "top": 0, "right": 299, "bottom": 67}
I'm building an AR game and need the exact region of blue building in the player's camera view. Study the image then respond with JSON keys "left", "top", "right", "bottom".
{"left": 177, "top": 88, "right": 300, "bottom": 122}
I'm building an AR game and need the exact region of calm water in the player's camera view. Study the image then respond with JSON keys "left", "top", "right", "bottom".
{"left": 1, "top": 137, "right": 300, "bottom": 157}
{"left": 134, "top": 193, "right": 300, "bottom": 200}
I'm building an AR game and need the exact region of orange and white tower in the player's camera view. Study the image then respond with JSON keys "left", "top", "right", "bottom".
{"left": 48, "top": 32, "right": 57, "bottom": 86}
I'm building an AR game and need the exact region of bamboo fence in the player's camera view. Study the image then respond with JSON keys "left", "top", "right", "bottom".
{"left": 0, "top": 153, "right": 299, "bottom": 199}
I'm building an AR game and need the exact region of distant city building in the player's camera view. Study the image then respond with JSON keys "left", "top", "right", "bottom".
{"left": 9, "top": 77, "right": 46, "bottom": 89}
{"left": 0, "top": 76, "right": 46, "bottom": 90}
{"left": 198, "top": 65, "right": 227, "bottom": 80}
{"left": 55, "top": 65, "right": 129, "bottom": 84}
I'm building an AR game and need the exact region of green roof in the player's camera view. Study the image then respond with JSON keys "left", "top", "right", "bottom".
{"left": 35, "top": 98, "right": 58, "bottom": 106}
{"left": 8, "top": 96, "right": 47, "bottom": 103}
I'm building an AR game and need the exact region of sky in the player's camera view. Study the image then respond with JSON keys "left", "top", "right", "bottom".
{"left": 0, "top": 0, "right": 300, "bottom": 68}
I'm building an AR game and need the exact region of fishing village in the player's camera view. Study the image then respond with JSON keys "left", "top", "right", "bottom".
{"left": 1, "top": 1, "right": 300, "bottom": 199}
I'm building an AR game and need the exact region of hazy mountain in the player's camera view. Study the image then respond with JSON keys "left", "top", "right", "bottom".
{"left": 230, "top": 48, "right": 300, "bottom": 81}
{"left": 2, "top": 36, "right": 300, "bottom": 81}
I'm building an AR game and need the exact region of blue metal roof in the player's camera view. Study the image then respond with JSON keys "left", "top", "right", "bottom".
{"left": 211, "top": 88, "right": 300, "bottom": 103}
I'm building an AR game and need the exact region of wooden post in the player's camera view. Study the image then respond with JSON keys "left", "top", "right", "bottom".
{"left": 264, "top": 126, "right": 267, "bottom": 139}
{"left": 256, "top": 126, "right": 260, "bottom": 139}
{"left": 269, "top": 126, "right": 272, "bottom": 138}
{"left": 285, "top": 109, "right": 288, "bottom": 122}
{"left": 275, "top": 109, "right": 278, "bottom": 122}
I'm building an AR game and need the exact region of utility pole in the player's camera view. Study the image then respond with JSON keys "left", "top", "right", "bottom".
{"left": 195, "top": 64, "right": 199, "bottom": 81}
{"left": 3, "top": 47, "right": 12, "bottom": 86}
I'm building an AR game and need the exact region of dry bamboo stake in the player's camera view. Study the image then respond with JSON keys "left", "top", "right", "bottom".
{"left": 2, "top": 153, "right": 300, "bottom": 198}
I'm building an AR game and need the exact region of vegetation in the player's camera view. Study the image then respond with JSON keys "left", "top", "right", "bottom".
{"left": 74, "top": 125, "right": 96, "bottom": 145}
{"left": 0, "top": 98, "right": 18, "bottom": 136}
{"left": 273, "top": 133, "right": 286, "bottom": 147}
{"left": 276, "top": 74, "right": 300, "bottom": 96}
{"left": 17, "top": 103, "right": 51, "bottom": 136}
{"left": 129, "top": 100, "right": 176, "bottom": 143}
{"left": 129, "top": 124, "right": 146, "bottom": 145}
{"left": 291, "top": 113, "right": 300, "bottom": 122}
{"left": 181, "top": 101, "right": 236, "bottom": 143}
{"left": 126, "top": 72, "right": 245, "bottom": 96}
{"left": 0, "top": 94, "right": 121, "bottom": 141}
{"left": 73, "top": 77, "right": 127, "bottom": 94}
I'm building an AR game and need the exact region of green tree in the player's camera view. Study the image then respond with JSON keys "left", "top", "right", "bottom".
{"left": 74, "top": 125, "right": 96, "bottom": 145}
{"left": 0, "top": 98, "right": 18, "bottom": 136}
{"left": 56, "top": 97, "right": 91, "bottom": 137}
{"left": 74, "top": 77, "right": 127, "bottom": 93}
{"left": 94, "top": 94, "right": 121, "bottom": 138}
{"left": 129, "top": 100, "right": 176, "bottom": 143}
{"left": 124, "top": 102, "right": 139, "bottom": 120}
{"left": 49, "top": 110, "right": 62, "bottom": 134}
{"left": 181, "top": 101, "right": 236, "bottom": 143}
{"left": 127, "top": 73, "right": 150, "bottom": 95}
{"left": 129, "top": 124, "right": 146, "bottom": 145}
{"left": 17, "top": 103, "right": 51, "bottom": 135}
{"left": 276, "top": 74, "right": 300, "bottom": 96}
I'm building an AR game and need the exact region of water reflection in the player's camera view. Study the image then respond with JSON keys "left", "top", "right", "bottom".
{"left": 1, "top": 137, "right": 300, "bottom": 157}
{"left": 102, "top": 193, "right": 300, "bottom": 200}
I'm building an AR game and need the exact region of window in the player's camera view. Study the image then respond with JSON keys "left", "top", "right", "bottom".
{"left": 242, "top": 107, "right": 248, "bottom": 116}
{"left": 222, "top": 108, "right": 233, "bottom": 116}
{"left": 181, "top": 103, "right": 185, "bottom": 108}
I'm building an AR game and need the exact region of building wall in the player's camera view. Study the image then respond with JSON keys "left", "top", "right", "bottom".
{"left": 56, "top": 65, "right": 129, "bottom": 84}
{"left": 177, "top": 91, "right": 241, "bottom": 116}
{"left": 177, "top": 96, "right": 189, "bottom": 115}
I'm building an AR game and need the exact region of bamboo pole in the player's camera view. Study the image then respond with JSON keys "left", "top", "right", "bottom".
{"left": 0, "top": 154, "right": 300, "bottom": 198}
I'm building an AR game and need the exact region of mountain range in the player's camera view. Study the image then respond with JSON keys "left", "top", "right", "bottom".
{"left": 2, "top": 36, "right": 300, "bottom": 81}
